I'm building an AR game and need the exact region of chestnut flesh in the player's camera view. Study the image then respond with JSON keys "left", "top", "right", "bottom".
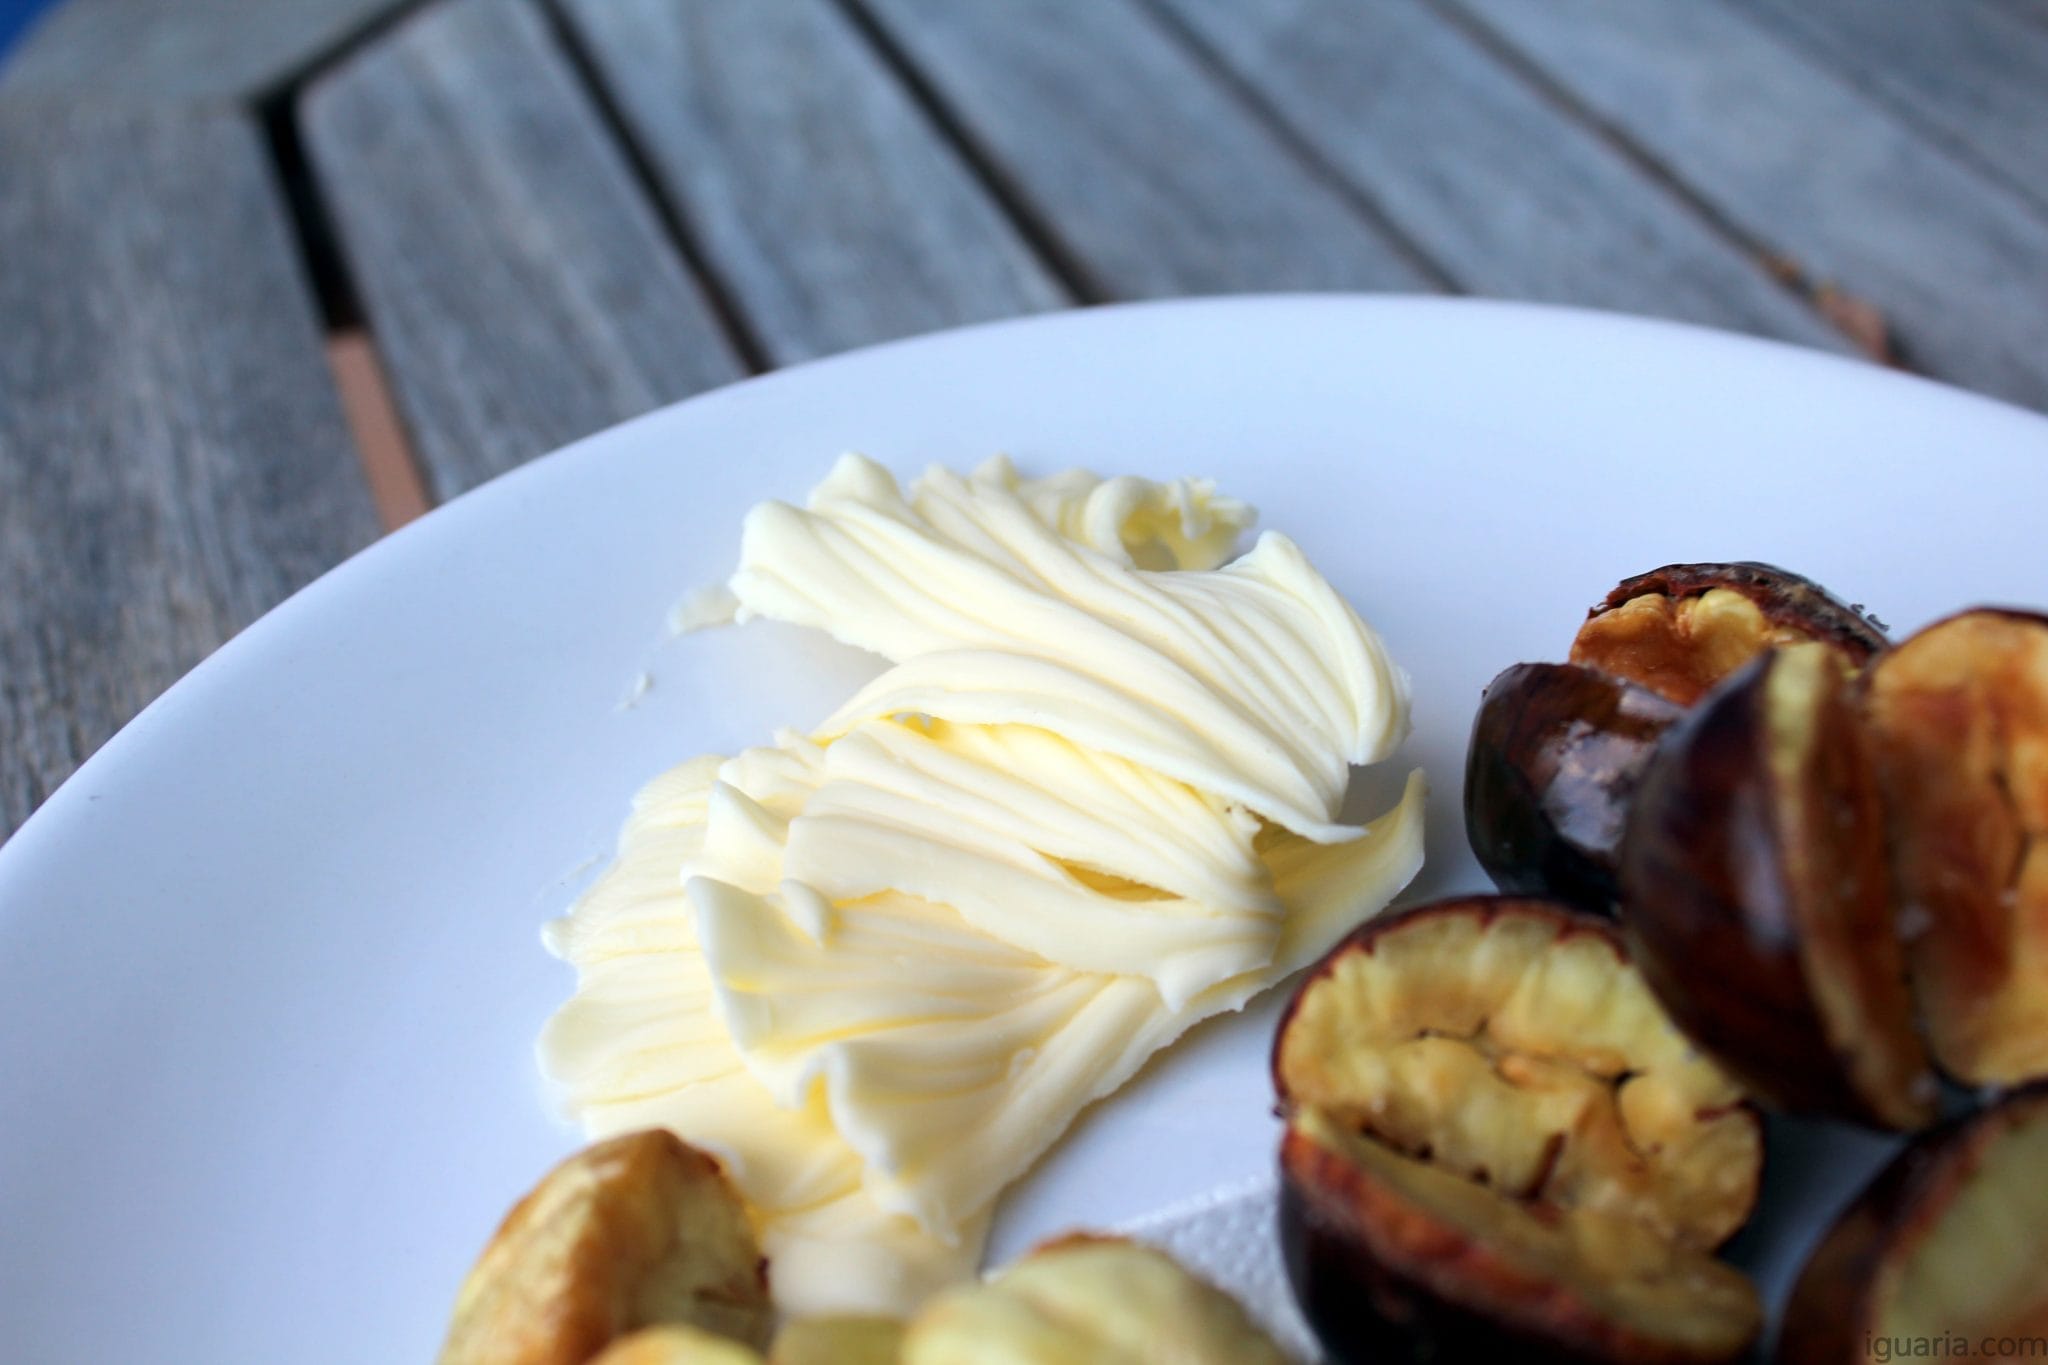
{"left": 1274, "top": 896, "right": 1763, "bottom": 1365}
{"left": 1621, "top": 643, "right": 1936, "bottom": 1130}
{"left": 1777, "top": 1085, "right": 2048, "bottom": 1364}
{"left": 1572, "top": 562, "right": 1887, "bottom": 707}
{"left": 1865, "top": 608, "right": 2048, "bottom": 1089}
{"left": 436, "top": 1130, "right": 772, "bottom": 1365}
{"left": 1466, "top": 662, "right": 1683, "bottom": 914}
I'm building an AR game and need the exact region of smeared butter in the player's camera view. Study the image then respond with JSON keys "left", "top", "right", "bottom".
{"left": 540, "top": 456, "right": 1425, "bottom": 1316}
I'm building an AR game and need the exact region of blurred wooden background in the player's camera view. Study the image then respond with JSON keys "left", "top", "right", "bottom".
{"left": 4, "top": 0, "right": 2046, "bottom": 836}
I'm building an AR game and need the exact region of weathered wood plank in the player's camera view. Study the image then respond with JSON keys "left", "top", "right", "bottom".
{"left": 559, "top": 0, "right": 1067, "bottom": 366}
{"left": 0, "top": 105, "right": 380, "bottom": 837}
{"left": 1731, "top": 0, "right": 2048, "bottom": 217}
{"left": 855, "top": 0, "right": 1440, "bottom": 297}
{"left": 1446, "top": 0, "right": 2048, "bottom": 412}
{"left": 1153, "top": 0, "right": 1843, "bottom": 351}
{"left": 0, "top": 0, "right": 409, "bottom": 102}
{"left": 302, "top": 0, "right": 746, "bottom": 500}
{"left": 1992, "top": 0, "right": 2048, "bottom": 25}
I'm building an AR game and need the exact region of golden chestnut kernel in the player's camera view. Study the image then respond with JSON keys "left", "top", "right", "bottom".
{"left": 1274, "top": 897, "right": 1763, "bottom": 1365}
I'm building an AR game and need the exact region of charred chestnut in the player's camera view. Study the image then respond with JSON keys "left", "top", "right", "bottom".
{"left": 1621, "top": 643, "right": 1937, "bottom": 1130}
{"left": 1467, "top": 563, "right": 1887, "bottom": 913}
{"left": 1572, "top": 562, "right": 1887, "bottom": 707}
{"left": 1865, "top": 608, "right": 2048, "bottom": 1089}
{"left": 1274, "top": 896, "right": 1763, "bottom": 1365}
{"left": 1466, "top": 663, "right": 1683, "bottom": 913}
{"left": 1777, "top": 1085, "right": 2048, "bottom": 1364}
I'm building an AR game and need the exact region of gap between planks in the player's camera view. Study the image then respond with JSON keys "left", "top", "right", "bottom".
{"left": 537, "top": 0, "right": 774, "bottom": 373}
{"left": 254, "top": 22, "right": 436, "bottom": 534}
{"left": 327, "top": 330, "right": 430, "bottom": 530}
{"left": 1132, "top": 0, "right": 1460, "bottom": 292}
{"left": 1421, "top": 0, "right": 1895, "bottom": 365}
{"left": 532, "top": 0, "right": 770, "bottom": 374}
{"left": 832, "top": 0, "right": 1109, "bottom": 302}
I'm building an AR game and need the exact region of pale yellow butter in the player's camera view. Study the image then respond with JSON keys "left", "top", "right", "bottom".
{"left": 540, "top": 456, "right": 1425, "bottom": 1316}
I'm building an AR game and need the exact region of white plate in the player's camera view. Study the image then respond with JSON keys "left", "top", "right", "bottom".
{"left": 4, "top": 296, "right": 2046, "bottom": 1361}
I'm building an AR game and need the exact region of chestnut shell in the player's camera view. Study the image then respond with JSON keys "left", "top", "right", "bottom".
{"left": 1465, "top": 662, "right": 1683, "bottom": 914}
{"left": 1620, "top": 645, "right": 1934, "bottom": 1130}
{"left": 1278, "top": 1133, "right": 1722, "bottom": 1365}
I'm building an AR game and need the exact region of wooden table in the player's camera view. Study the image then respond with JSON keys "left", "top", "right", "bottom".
{"left": 5, "top": 0, "right": 2047, "bottom": 840}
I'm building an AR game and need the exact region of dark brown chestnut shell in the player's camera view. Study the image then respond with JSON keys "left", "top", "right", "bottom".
{"left": 1465, "top": 662, "right": 1684, "bottom": 915}
{"left": 1620, "top": 644, "right": 1935, "bottom": 1130}
{"left": 1279, "top": 1125, "right": 1757, "bottom": 1365}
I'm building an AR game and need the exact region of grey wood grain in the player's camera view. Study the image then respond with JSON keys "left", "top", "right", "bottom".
{"left": 1151, "top": 0, "right": 1843, "bottom": 351}
{"left": 0, "top": 105, "right": 379, "bottom": 837}
{"left": 558, "top": 0, "right": 1067, "bottom": 366}
{"left": 1993, "top": 0, "right": 2048, "bottom": 25}
{"left": 1730, "top": 0, "right": 2048, "bottom": 217}
{"left": 855, "top": 0, "right": 1440, "bottom": 297}
{"left": 302, "top": 0, "right": 746, "bottom": 501}
{"left": 1445, "top": 0, "right": 2048, "bottom": 412}
{"left": 0, "top": 0, "right": 410, "bottom": 103}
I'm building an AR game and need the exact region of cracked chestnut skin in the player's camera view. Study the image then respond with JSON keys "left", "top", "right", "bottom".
{"left": 1620, "top": 644, "right": 1935, "bottom": 1131}
{"left": 1275, "top": 896, "right": 1764, "bottom": 1365}
{"left": 1777, "top": 1085, "right": 2048, "bottom": 1365}
{"left": 1467, "top": 563, "right": 1888, "bottom": 915}
{"left": 1865, "top": 607, "right": 2048, "bottom": 1090}
{"left": 1466, "top": 663, "right": 1684, "bottom": 914}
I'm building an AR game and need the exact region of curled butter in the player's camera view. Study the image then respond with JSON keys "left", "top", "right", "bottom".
{"left": 541, "top": 456, "right": 1424, "bottom": 1315}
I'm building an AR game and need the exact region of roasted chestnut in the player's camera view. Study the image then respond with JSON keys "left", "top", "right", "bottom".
{"left": 1777, "top": 1085, "right": 2048, "bottom": 1364}
{"left": 1466, "top": 663, "right": 1684, "bottom": 911}
{"left": 436, "top": 1130, "right": 772, "bottom": 1365}
{"left": 1274, "top": 896, "right": 1763, "bottom": 1365}
{"left": 1865, "top": 608, "right": 2048, "bottom": 1089}
{"left": 1467, "top": 563, "right": 1887, "bottom": 913}
{"left": 1621, "top": 643, "right": 1937, "bottom": 1131}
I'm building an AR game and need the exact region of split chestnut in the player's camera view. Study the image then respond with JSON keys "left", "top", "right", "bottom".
{"left": 1274, "top": 896, "right": 1763, "bottom": 1365}
{"left": 1620, "top": 608, "right": 2048, "bottom": 1120}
